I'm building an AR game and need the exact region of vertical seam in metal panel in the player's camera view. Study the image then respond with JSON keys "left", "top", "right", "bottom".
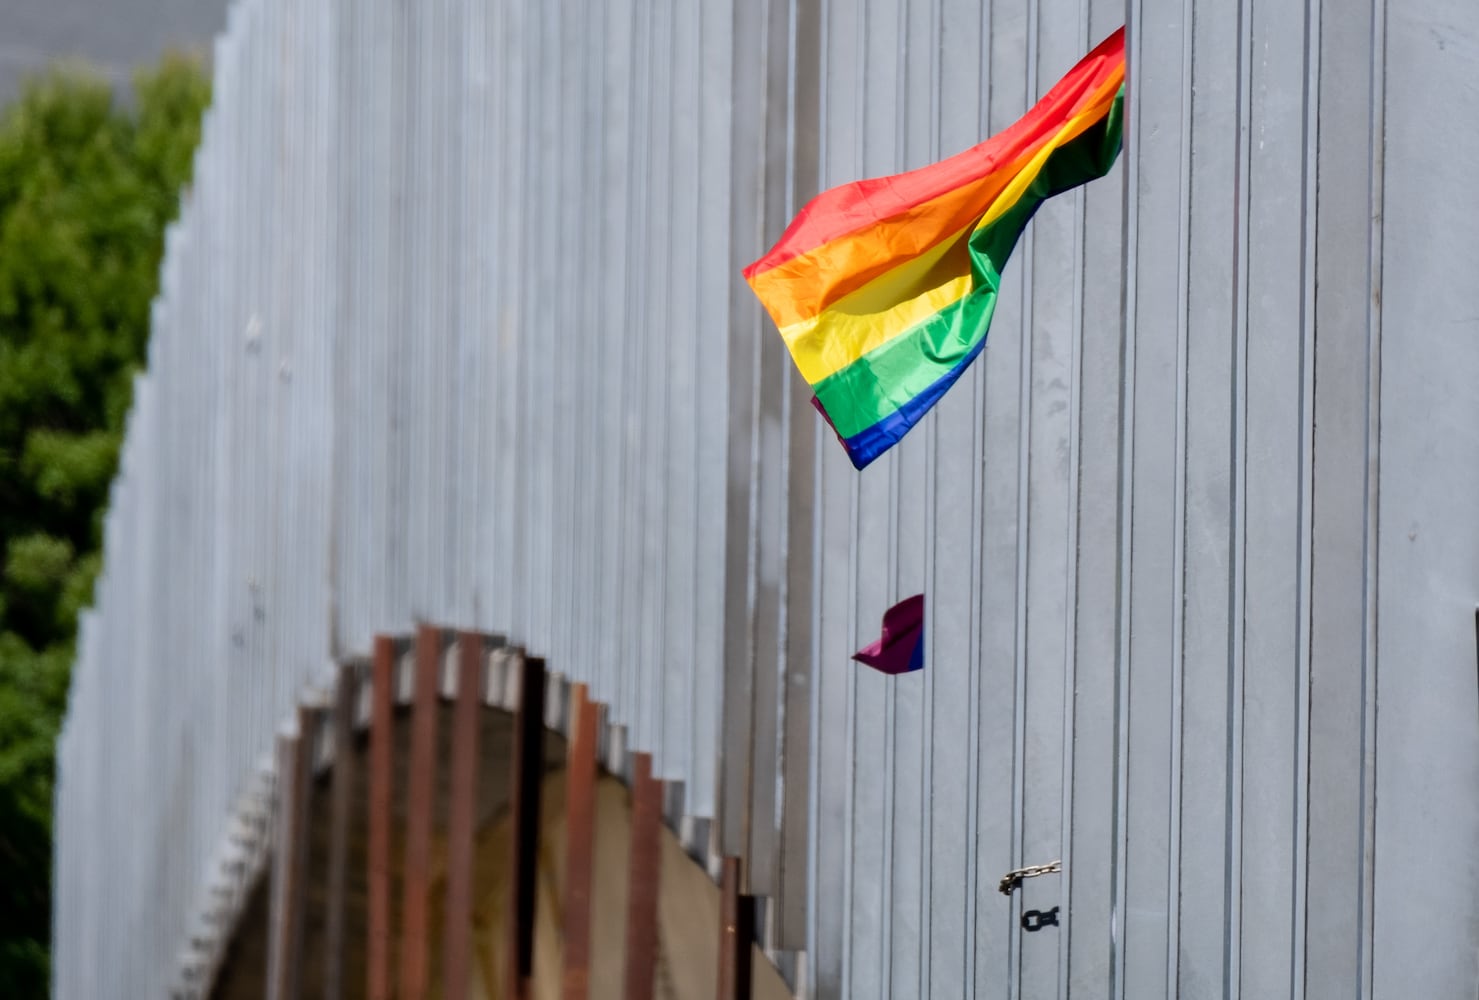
{"left": 572, "top": 0, "right": 589, "bottom": 678}
{"left": 1223, "top": 0, "right": 1254, "bottom": 993}
{"left": 841, "top": 2, "right": 867, "bottom": 993}
{"left": 1166, "top": 0, "right": 1196, "bottom": 994}
{"left": 444, "top": 0, "right": 462, "bottom": 621}
{"left": 686, "top": 0, "right": 705, "bottom": 813}
{"left": 576, "top": 0, "right": 592, "bottom": 690}
{"left": 920, "top": 0, "right": 942, "bottom": 995}
{"left": 1058, "top": 5, "right": 1092, "bottom": 996}
{"left": 740, "top": 0, "right": 770, "bottom": 874}
{"left": 618, "top": 0, "right": 635, "bottom": 718}
{"left": 1112, "top": 2, "right": 1143, "bottom": 997}
{"left": 1293, "top": 0, "right": 1320, "bottom": 992}
{"left": 842, "top": 460, "right": 858, "bottom": 1000}
{"left": 806, "top": 0, "right": 831, "bottom": 982}
{"left": 806, "top": 418, "right": 825, "bottom": 997}
{"left": 539, "top": 0, "right": 557, "bottom": 656}
{"left": 966, "top": 7, "right": 994, "bottom": 995}
{"left": 661, "top": 0, "right": 678, "bottom": 774}
{"left": 692, "top": 0, "right": 709, "bottom": 810}
{"left": 576, "top": 0, "right": 588, "bottom": 666}
{"left": 510, "top": 0, "right": 528, "bottom": 641}
{"left": 721, "top": 0, "right": 758, "bottom": 858}
{"left": 779, "top": 0, "right": 823, "bottom": 951}
{"left": 1010, "top": 2, "right": 1041, "bottom": 996}
{"left": 461, "top": 0, "right": 483, "bottom": 635}
{"left": 1356, "top": 0, "right": 1385, "bottom": 993}
{"left": 879, "top": 0, "right": 907, "bottom": 992}
{"left": 326, "top": 0, "right": 344, "bottom": 661}
{"left": 390, "top": 0, "right": 411, "bottom": 639}
{"left": 691, "top": 0, "right": 705, "bottom": 801}
{"left": 774, "top": 0, "right": 799, "bottom": 944}
{"left": 620, "top": 0, "right": 645, "bottom": 726}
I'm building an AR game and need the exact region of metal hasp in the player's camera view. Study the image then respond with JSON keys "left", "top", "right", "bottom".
{"left": 1021, "top": 907, "right": 1061, "bottom": 933}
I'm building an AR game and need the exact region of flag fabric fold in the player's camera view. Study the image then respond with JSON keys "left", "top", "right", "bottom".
{"left": 852, "top": 594, "right": 925, "bottom": 675}
{"left": 744, "top": 28, "right": 1126, "bottom": 469}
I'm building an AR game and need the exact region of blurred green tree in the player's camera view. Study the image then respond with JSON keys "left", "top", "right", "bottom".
{"left": 0, "top": 53, "right": 209, "bottom": 996}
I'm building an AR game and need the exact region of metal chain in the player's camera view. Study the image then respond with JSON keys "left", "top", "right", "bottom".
{"left": 997, "top": 860, "right": 1063, "bottom": 896}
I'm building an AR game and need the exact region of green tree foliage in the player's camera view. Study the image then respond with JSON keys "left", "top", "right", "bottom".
{"left": 0, "top": 54, "right": 209, "bottom": 995}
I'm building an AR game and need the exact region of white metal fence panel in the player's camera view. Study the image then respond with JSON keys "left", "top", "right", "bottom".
{"left": 48, "top": 0, "right": 1479, "bottom": 997}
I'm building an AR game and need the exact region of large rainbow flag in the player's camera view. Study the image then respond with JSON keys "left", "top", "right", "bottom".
{"left": 744, "top": 28, "right": 1126, "bottom": 470}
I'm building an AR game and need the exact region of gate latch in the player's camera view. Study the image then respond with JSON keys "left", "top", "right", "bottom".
{"left": 1021, "top": 906, "right": 1060, "bottom": 932}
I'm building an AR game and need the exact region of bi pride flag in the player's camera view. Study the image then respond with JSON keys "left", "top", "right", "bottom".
{"left": 852, "top": 595, "right": 925, "bottom": 675}
{"left": 744, "top": 28, "right": 1125, "bottom": 470}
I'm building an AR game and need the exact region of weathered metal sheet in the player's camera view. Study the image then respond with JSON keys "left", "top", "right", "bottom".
{"left": 48, "top": 0, "right": 1479, "bottom": 997}
{"left": 1374, "top": 4, "right": 1479, "bottom": 995}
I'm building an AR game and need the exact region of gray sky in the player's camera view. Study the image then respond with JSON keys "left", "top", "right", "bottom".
{"left": 1, "top": 0, "right": 228, "bottom": 102}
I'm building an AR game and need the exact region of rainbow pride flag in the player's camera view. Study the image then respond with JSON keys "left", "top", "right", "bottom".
{"left": 744, "top": 28, "right": 1126, "bottom": 469}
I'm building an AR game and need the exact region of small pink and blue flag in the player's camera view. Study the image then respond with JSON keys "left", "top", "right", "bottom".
{"left": 852, "top": 594, "right": 925, "bottom": 675}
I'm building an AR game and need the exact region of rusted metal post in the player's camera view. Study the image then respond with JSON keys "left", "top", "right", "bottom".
{"left": 442, "top": 632, "right": 485, "bottom": 999}
{"left": 399, "top": 625, "right": 442, "bottom": 1000}
{"left": 507, "top": 653, "right": 546, "bottom": 1000}
{"left": 623, "top": 753, "right": 662, "bottom": 1000}
{"left": 368, "top": 637, "right": 396, "bottom": 1000}
{"left": 562, "top": 684, "right": 599, "bottom": 1000}
{"left": 323, "top": 662, "right": 359, "bottom": 999}
{"left": 266, "top": 707, "right": 314, "bottom": 1000}
{"left": 717, "top": 857, "right": 753, "bottom": 1000}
